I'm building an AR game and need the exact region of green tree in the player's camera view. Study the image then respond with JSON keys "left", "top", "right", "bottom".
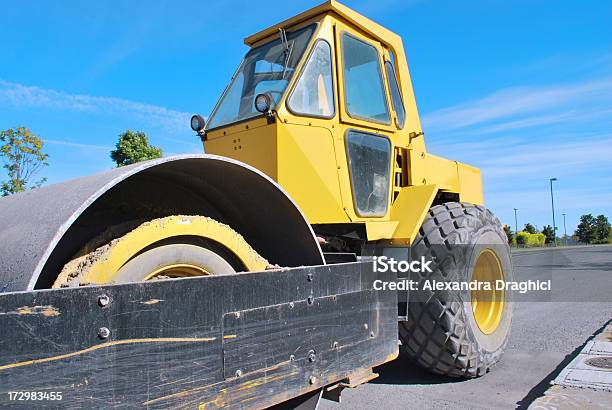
{"left": 541, "top": 225, "right": 554, "bottom": 244}
{"left": 594, "top": 215, "right": 611, "bottom": 242}
{"left": 575, "top": 214, "right": 597, "bottom": 244}
{"left": 503, "top": 225, "right": 514, "bottom": 246}
{"left": 110, "top": 130, "right": 162, "bottom": 167}
{"left": 524, "top": 223, "right": 537, "bottom": 234}
{"left": 0, "top": 127, "right": 49, "bottom": 196}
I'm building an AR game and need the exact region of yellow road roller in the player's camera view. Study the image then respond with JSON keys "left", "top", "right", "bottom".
{"left": 0, "top": 1, "right": 513, "bottom": 407}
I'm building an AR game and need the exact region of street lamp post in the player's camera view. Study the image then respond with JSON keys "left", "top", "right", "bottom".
{"left": 513, "top": 208, "right": 518, "bottom": 245}
{"left": 550, "top": 178, "right": 558, "bottom": 246}
{"left": 562, "top": 213, "right": 567, "bottom": 246}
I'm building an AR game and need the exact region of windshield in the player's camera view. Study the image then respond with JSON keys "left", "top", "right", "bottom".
{"left": 206, "top": 24, "right": 316, "bottom": 130}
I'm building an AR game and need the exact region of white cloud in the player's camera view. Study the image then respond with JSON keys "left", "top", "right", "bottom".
{"left": 0, "top": 79, "right": 191, "bottom": 133}
{"left": 43, "top": 139, "right": 112, "bottom": 151}
{"left": 481, "top": 137, "right": 612, "bottom": 178}
{"left": 469, "top": 108, "right": 612, "bottom": 136}
{"left": 422, "top": 78, "right": 612, "bottom": 133}
{"left": 422, "top": 74, "right": 612, "bottom": 231}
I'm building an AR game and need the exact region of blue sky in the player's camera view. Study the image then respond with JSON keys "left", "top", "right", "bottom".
{"left": 1, "top": 0, "right": 610, "bottom": 234}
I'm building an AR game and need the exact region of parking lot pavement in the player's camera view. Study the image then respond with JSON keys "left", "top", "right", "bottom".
{"left": 321, "top": 245, "right": 612, "bottom": 409}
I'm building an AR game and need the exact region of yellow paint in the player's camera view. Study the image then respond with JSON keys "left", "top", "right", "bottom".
{"left": 389, "top": 185, "right": 438, "bottom": 243}
{"left": 205, "top": 116, "right": 270, "bottom": 141}
{"left": 58, "top": 216, "right": 268, "bottom": 286}
{"left": 384, "top": 350, "right": 399, "bottom": 363}
{"left": 202, "top": 1, "right": 484, "bottom": 245}
{"left": 365, "top": 221, "right": 398, "bottom": 241}
{"left": 140, "top": 299, "right": 164, "bottom": 305}
{"left": 471, "top": 249, "right": 505, "bottom": 334}
{"left": 277, "top": 123, "right": 348, "bottom": 223}
{"left": 204, "top": 122, "right": 278, "bottom": 180}
{"left": 143, "top": 263, "right": 210, "bottom": 280}
{"left": 199, "top": 396, "right": 226, "bottom": 409}
{"left": 425, "top": 154, "right": 460, "bottom": 191}
{"left": 145, "top": 359, "right": 295, "bottom": 406}
{"left": 0, "top": 337, "right": 216, "bottom": 372}
{"left": 458, "top": 162, "right": 484, "bottom": 205}
{"left": 198, "top": 371, "right": 297, "bottom": 408}
{"left": 0, "top": 305, "right": 60, "bottom": 317}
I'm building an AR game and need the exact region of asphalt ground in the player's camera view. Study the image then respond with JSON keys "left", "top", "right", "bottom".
{"left": 321, "top": 245, "right": 612, "bottom": 409}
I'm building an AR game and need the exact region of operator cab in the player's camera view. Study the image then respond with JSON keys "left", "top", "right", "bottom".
{"left": 191, "top": 1, "right": 431, "bottom": 236}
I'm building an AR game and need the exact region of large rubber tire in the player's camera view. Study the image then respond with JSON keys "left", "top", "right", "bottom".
{"left": 112, "top": 241, "right": 237, "bottom": 283}
{"left": 54, "top": 215, "right": 268, "bottom": 287}
{"left": 399, "top": 202, "right": 514, "bottom": 378}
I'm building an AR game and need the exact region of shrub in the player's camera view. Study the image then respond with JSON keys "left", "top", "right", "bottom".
{"left": 516, "top": 231, "right": 545, "bottom": 247}
{"left": 532, "top": 233, "right": 546, "bottom": 246}
{"left": 516, "top": 231, "right": 529, "bottom": 246}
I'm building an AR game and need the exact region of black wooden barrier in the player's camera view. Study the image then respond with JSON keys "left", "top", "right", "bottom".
{"left": 0, "top": 262, "right": 397, "bottom": 409}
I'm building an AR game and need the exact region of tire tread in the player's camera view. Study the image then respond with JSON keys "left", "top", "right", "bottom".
{"left": 399, "top": 202, "right": 509, "bottom": 378}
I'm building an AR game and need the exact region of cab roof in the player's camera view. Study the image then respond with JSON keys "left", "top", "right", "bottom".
{"left": 244, "top": 0, "right": 402, "bottom": 49}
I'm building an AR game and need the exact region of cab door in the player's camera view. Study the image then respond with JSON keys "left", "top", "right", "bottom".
{"left": 333, "top": 21, "right": 397, "bottom": 221}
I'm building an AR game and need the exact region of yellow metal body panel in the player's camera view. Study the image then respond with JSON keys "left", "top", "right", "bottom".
{"left": 277, "top": 123, "right": 348, "bottom": 223}
{"left": 389, "top": 184, "right": 438, "bottom": 243}
{"left": 425, "top": 154, "right": 460, "bottom": 190}
{"left": 458, "top": 162, "right": 484, "bottom": 205}
{"left": 203, "top": 1, "right": 484, "bottom": 244}
{"left": 365, "top": 221, "right": 399, "bottom": 241}
{"left": 205, "top": 121, "right": 348, "bottom": 223}
{"left": 204, "top": 123, "right": 278, "bottom": 179}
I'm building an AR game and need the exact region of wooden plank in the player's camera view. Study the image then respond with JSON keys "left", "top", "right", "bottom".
{"left": 0, "top": 262, "right": 397, "bottom": 409}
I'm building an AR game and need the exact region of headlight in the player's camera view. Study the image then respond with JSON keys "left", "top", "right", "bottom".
{"left": 254, "top": 93, "right": 272, "bottom": 113}
{"left": 191, "top": 114, "right": 206, "bottom": 132}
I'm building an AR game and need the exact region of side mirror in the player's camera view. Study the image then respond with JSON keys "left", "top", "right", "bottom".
{"left": 191, "top": 114, "right": 206, "bottom": 132}
{"left": 409, "top": 131, "right": 424, "bottom": 142}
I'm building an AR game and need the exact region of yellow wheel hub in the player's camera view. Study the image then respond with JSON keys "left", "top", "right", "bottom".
{"left": 471, "top": 249, "right": 505, "bottom": 334}
{"left": 144, "top": 264, "right": 212, "bottom": 280}
{"left": 54, "top": 215, "right": 268, "bottom": 287}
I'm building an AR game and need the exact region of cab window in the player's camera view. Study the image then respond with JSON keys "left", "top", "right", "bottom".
{"left": 385, "top": 61, "right": 406, "bottom": 128}
{"left": 341, "top": 33, "right": 390, "bottom": 124}
{"left": 346, "top": 130, "right": 391, "bottom": 216}
{"left": 206, "top": 24, "right": 316, "bottom": 130}
{"left": 288, "top": 40, "right": 334, "bottom": 117}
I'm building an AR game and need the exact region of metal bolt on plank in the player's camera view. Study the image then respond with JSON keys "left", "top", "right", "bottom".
{"left": 97, "top": 295, "right": 110, "bottom": 307}
{"left": 98, "top": 327, "right": 110, "bottom": 339}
